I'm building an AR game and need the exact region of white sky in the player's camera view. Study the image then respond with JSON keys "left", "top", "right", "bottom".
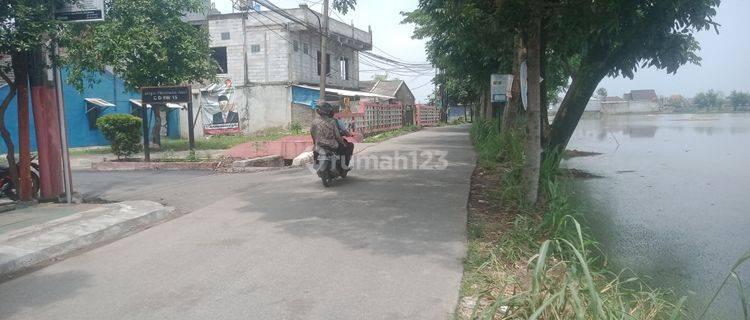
{"left": 598, "top": 0, "right": 750, "bottom": 98}
{"left": 213, "top": 0, "right": 749, "bottom": 102}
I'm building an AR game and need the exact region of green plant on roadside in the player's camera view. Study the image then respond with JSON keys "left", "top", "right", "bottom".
{"left": 460, "top": 120, "right": 686, "bottom": 319}
{"left": 290, "top": 121, "right": 303, "bottom": 135}
{"left": 96, "top": 114, "right": 143, "bottom": 159}
{"left": 185, "top": 151, "right": 199, "bottom": 162}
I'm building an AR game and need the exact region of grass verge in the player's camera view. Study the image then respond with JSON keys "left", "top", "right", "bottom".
{"left": 459, "top": 119, "right": 685, "bottom": 319}
{"left": 69, "top": 127, "right": 301, "bottom": 156}
{"left": 363, "top": 125, "right": 421, "bottom": 143}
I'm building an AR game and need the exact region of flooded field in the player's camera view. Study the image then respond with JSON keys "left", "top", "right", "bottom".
{"left": 564, "top": 113, "right": 750, "bottom": 319}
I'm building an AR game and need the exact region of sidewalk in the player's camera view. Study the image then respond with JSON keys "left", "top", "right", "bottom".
{"left": 0, "top": 201, "right": 175, "bottom": 280}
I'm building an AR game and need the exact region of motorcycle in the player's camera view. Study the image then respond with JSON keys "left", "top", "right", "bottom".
{"left": 0, "top": 156, "right": 41, "bottom": 200}
{"left": 313, "top": 147, "right": 350, "bottom": 187}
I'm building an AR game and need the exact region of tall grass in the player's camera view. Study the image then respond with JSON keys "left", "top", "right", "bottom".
{"left": 463, "top": 119, "right": 687, "bottom": 319}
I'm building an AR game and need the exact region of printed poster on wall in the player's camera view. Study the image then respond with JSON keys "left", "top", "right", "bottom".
{"left": 200, "top": 79, "right": 241, "bottom": 135}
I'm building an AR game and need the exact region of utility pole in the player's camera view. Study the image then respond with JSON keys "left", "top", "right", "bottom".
{"left": 319, "top": 0, "right": 329, "bottom": 104}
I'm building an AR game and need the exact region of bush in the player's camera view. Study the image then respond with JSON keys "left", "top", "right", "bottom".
{"left": 289, "top": 120, "right": 303, "bottom": 135}
{"left": 96, "top": 114, "right": 143, "bottom": 159}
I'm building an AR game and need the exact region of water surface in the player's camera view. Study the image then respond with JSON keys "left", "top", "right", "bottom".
{"left": 564, "top": 113, "right": 750, "bottom": 318}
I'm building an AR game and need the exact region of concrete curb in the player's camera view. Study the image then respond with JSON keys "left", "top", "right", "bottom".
{"left": 232, "top": 155, "right": 283, "bottom": 168}
{"left": 91, "top": 161, "right": 219, "bottom": 171}
{"left": 0, "top": 201, "right": 176, "bottom": 279}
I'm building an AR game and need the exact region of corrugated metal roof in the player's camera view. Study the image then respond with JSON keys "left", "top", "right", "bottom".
{"left": 84, "top": 98, "right": 116, "bottom": 107}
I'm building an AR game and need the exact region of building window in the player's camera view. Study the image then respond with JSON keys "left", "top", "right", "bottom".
{"left": 221, "top": 32, "right": 231, "bottom": 40}
{"left": 211, "top": 47, "right": 228, "bottom": 74}
{"left": 251, "top": 44, "right": 261, "bottom": 53}
{"left": 303, "top": 43, "right": 309, "bottom": 54}
{"left": 340, "top": 58, "right": 349, "bottom": 80}
{"left": 317, "top": 51, "right": 331, "bottom": 76}
{"left": 293, "top": 40, "right": 299, "bottom": 52}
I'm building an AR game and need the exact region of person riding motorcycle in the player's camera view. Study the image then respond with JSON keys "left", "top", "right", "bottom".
{"left": 310, "top": 102, "right": 354, "bottom": 167}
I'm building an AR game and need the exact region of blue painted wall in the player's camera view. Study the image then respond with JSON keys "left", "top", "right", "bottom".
{"left": 0, "top": 70, "right": 180, "bottom": 154}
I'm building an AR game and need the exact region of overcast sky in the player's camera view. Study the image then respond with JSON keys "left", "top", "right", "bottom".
{"left": 214, "top": 0, "right": 749, "bottom": 102}
{"left": 599, "top": 0, "right": 750, "bottom": 98}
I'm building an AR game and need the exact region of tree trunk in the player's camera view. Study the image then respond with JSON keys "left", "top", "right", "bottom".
{"left": 152, "top": 105, "right": 162, "bottom": 147}
{"left": 522, "top": 15, "right": 542, "bottom": 206}
{"left": 12, "top": 53, "right": 33, "bottom": 201}
{"left": 483, "top": 87, "right": 493, "bottom": 119}
{"left": 0, "top": 71, "right": 18, "bottom": 195}
{"left": 539, "top": 22, "right": 551, "bottom": 146}
{"left": 545, "top": 65, "right": 608, "bottom": 164}
{"left": 503, "top": 36, "right": 524, "bottom": 131}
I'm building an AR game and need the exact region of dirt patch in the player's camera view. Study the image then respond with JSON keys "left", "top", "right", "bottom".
{"left": 458, "top": 164, "right": 540, "bottom": 319}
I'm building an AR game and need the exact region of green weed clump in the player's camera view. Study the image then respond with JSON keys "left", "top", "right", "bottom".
{"left": 462, "top": 119, "right": 689, "bottom": 319}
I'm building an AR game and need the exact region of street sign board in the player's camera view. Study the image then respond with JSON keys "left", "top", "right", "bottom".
{"left": 491, "top": 74, "right": 513, "bottom": 103}
{"left": 141, "top": 86, "right": 192, "bottom": 104}
{"left": 55, "top": 0, "right": 105, "bottom": 22}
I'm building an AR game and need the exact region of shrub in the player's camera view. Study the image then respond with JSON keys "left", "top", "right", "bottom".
{"left": 96, "top": 114, "right": 143, "bottom": 159}
{"left": 290, "top": 120, "right": 303, "bottom": 135}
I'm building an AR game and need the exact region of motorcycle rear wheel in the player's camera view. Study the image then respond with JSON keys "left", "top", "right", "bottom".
{"left": 321, "top": 176, "right": 332, "bottom": 187}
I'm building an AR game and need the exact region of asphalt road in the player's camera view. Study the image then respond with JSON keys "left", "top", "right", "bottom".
{"left": 0, "top": 125, "right": 475, "bottom": 320}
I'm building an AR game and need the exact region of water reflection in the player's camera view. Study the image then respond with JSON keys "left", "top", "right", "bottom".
{"left": 565, "top": 113, "right": 750, "bottom": 319}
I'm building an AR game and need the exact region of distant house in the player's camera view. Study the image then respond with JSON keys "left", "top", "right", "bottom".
{"left": 358, "top": 80, "right": 377, "bottom": 93}
{"left": 601, "top": 89, "right": 660, "bottom": 114}
{"left": 626, "top": 89, "right": 658, "bottom": 102}
{"left": 365, "top": 79, "right": 416, "bottom": 125}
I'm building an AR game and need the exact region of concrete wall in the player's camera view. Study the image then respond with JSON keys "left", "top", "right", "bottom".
{"left": 246, "top": 84, "right": 292, "bottom": 133}
{"left": 395, "top": 83, "right": 415, "bottom": 107}
{"left": 208, "top": 11, "right": 365, "bottom": 90}
{"left": 291, "top": 103, "right": 316, "bottom": 128}
{"left": 289, "top": 31, "right": 360, "bottom": 89}
{"left": 629, "top": 100, "right": 660, "bottom": 113}
{"left": 601, "top": 101, "right": 630, "bottom": 114}
{"left": 601, "top": 100, "right": 660, "bottom": 114}
{"left": 245, "top": 26, "right": 292, "bottom": 83}
{"left": 182, "top": 84, "right": 291, "bottom": 138}
{"left": 585, "top": 99, "right": 601, "bottom": 112}
{"left": 207, "top": 16, "right": 247, "bottom": 84}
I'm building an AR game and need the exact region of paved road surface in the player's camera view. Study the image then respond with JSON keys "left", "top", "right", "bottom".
{"left": 0, "top": 126, "right": 475, "bottom": 320}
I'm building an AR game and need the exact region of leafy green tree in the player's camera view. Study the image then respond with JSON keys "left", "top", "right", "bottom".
{"left": 62, "top": 0, "right": 217, "bottom": 146}
{"left": 668, "top": 95, "right": 687, "bottom": 109}
{"left": 693, "top": 90, "right": 724, "bottom": 110}
{"left": 596, "top": 88, "right": 608, "bottom": 101}
{"left": 403, "top": 1, "right": 515, "bottom": 120}
{"left": 728, "top": 90, "right": 750, "bottom": 111}
{"left": 407, "top": 0, "right": 721, "bottom": 167}
{"left": 331, "top": 0, "right": 356, "bottom": 14}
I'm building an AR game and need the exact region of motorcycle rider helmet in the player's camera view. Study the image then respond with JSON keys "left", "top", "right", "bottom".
{"left": 316, "top": 102, "right": 335, "bottom": 117}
